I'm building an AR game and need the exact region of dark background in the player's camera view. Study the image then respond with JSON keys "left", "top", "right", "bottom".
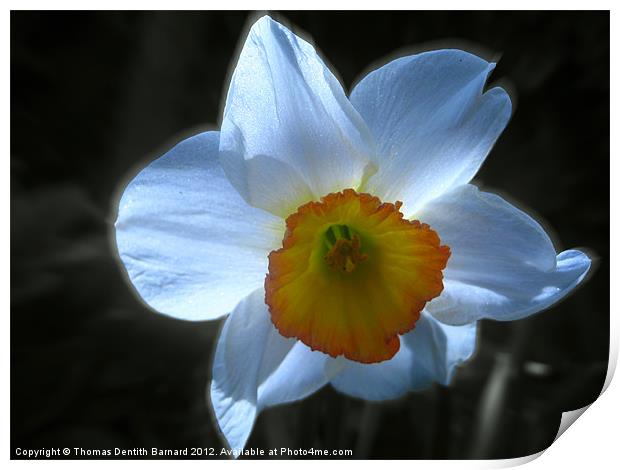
{"left": 11, "top": 11, "right": 609, "bottom": 459}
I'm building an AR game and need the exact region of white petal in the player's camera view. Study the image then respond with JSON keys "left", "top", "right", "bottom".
{"left": 115, "top": 131, "right": 283, "bottom": 321}
{"left": 420, "top": 185, "right": 591, "bottom": 325}
{"left": 210, "top": 289, "right": 333, "bottom": 451}
{"left": 330, "top": 312, "right": 477, "bottom": 401}
{"left": 220, "top": 16, "right": 374, "bottom": 216}
{"left": 351, "top": 49, "right": 511, "bottom": 214}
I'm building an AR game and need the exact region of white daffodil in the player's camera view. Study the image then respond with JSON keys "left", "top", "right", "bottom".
{"left": 114, "top": 16, "right": 591, "bottom": 452}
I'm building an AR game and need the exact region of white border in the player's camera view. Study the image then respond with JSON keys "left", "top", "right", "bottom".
{"left": 3, "top": 1, "right": 617, "bottom": 10}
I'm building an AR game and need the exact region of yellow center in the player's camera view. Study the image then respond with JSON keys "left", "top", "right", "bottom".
{"left": 265, "top": 189, "right": 450, "bottom": 364}
{"left": 323, "top": 226, "right": 368, "bottom": 273}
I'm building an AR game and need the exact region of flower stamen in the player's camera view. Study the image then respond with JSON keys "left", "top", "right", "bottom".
{"left": 324, "top": 227, "right": 368, "bottom": 273}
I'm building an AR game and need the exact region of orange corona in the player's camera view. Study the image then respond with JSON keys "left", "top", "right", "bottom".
{"left": 265, "top": 189, "right": 450, "bottom": 364}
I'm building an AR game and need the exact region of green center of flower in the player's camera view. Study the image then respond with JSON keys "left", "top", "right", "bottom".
{"left": 323, "top": 225, "right": 368, "bottom": 273}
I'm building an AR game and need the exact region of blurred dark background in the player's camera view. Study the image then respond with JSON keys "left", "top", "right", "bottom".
{"left": 11, "top": 11, "right": 609, "bottom": 459}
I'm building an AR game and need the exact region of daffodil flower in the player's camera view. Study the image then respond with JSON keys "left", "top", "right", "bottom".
{"left": 114, "top": 16, "right": 591, "bottom": 452}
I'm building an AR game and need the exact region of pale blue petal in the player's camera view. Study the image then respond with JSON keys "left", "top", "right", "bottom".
{"left": 115, "top": 131, "right": 283, "bottom": 321}
{"left": 330, "top": 312, "right": 477, "bottom": 401}
{"left": 220, "top": 16, "right": 375, "bottom": 216}
{"left": 257, "top": 335, "right": 337, "bottom": 409}
{"left": 351, "top": 49, "right": 511, "bottom": 215}
{"left": 421, "top": 185, "right": 591, "bottom": 325}
{"left": 210, "top": 289, "right": 333, "bottom": 451}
